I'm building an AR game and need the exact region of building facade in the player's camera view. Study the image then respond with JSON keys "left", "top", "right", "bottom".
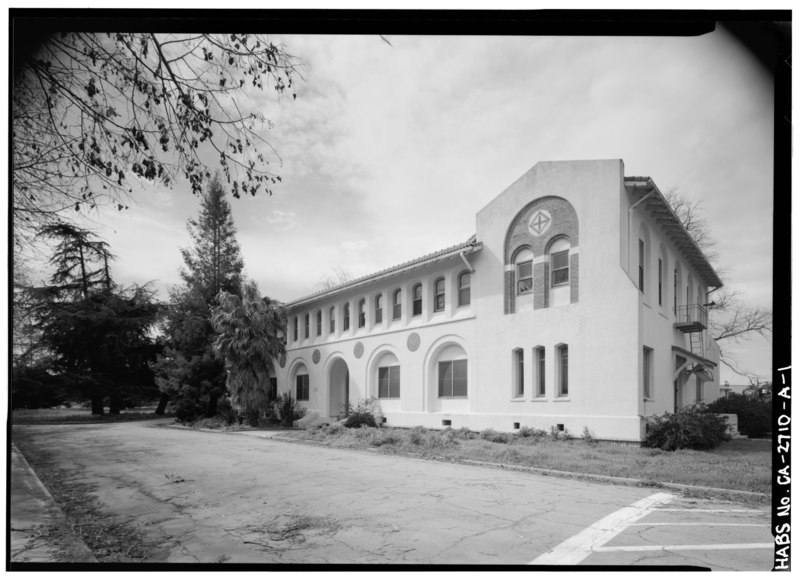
{"left": 274, "top": 159, "right": 723, "bottom": 442}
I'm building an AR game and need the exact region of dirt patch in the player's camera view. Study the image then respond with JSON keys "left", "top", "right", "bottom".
{"left": 227, "top": 515, "right": 342, "bottom": 552}
{"left": 13, "top": 431, "right": 167, "bottom": 562}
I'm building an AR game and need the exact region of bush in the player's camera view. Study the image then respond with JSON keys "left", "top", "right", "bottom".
{"left": 276, "top": 393, "right": 307, "bottom": 427}
{"left": 216, "top": 397, "right": 238, "bottom": 426}
{"left": 706, "top": 393, "right": 771, "bottom": 438}
{"left": 516, "top": 425, "right": 547, "bottom": 439}
{"left": 480, "top": 428, "right": 512, "bottom": 444}
{"left": 645, "top": 403, "right": 729, "bottom": 451}
{"left": 172, "top": 399, "right": 205, "bottom": 423}
{"left": 343, "top": 397, "right": 381, "bottom": 428}
{"left": 452, "top": 427, "right": 477, "bottom": 440}
{"left": 369, "top": 431, "right": 401, "bottom": 447}
{"left": 408, "top": 426, "right": 427, "bottom": 445}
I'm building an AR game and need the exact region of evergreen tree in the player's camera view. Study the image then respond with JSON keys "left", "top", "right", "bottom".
{"left": 153, "top": 177, "right": 245, "bottom": 419}
{"left": 212, "top": 280, "right": 287, "bottom": 425}
{"left": 20, "top": 225, "right": 160, "bottom": 413}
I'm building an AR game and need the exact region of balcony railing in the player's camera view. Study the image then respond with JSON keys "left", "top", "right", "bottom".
{"left": 674, "top": 304, "right": 708, "bottom": 332}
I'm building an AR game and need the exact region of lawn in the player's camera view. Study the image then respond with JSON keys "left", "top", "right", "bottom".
{"left": 286, "top": 425, "right": 772, "bottom": 497}
{"left": 12, "top": 407, "right": 163, "bottom": 425}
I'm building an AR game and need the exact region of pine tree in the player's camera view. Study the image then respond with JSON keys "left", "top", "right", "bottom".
{"left": 153, "top": 176, "right": 245, "bottom": 419}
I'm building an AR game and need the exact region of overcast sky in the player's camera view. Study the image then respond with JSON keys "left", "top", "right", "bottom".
{"left": 23, "top": 27, "right": 775, "bottom": 384}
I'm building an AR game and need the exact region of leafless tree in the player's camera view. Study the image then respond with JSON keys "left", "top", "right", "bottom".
{"left": 13, "top": 32, "right": 298, "bottom": 247}
{"left": 664, "top": 188, "right": 772, "bottom": 380}
{"left": 315, "top": 266, "right": 353, "bottom": 292}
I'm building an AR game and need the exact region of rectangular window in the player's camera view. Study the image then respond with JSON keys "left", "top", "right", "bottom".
{"left": 638, "top": 240, "right": 645, "bottom": 293}
{"left": 643, "top": 347, "right": 653, "bottom": 399}
{"left": 514, "top": 350, "right": 524, "bottom": 398}
{"left": 269, "top": 377, "right": 278, "bottom": 401}
{"left": 438, "top": 359, "right": 468, "bottom": 397}
{"left": 434, "top": 279, "right": 445, "bottom": 312}
{"left": 358, "top": 300, "right": 366, "bottom": 328}
{"left": 344, "top": 304, "right": 350, "bottom": 331}
{"left": 296, "top": 374, "right": 309, "bottom": 401}
{"left": 378, "top": 365, "right": 400, "bottom": 398}
{"left": 304, "top": 314, "right": 309, "bottom": 339}
{"left": 696, "top": 376, "right": 704, "bottom": 402}
{"left": 329, "top": 308, "right": 335, "bottom": 334}
{"left": 517, "top": 261, "right": 533, "bottom": 294}
{"left": 293, "top": 317, "right": 298, "bottom": 341}
{"left": 536, "top": 347, "right": 546, "bottom": 397}
{"left": 658, "top": 258, "right": 663, "bottom": 306}
{"left": 552, "top": 251, "right": 569, "bottom": 286}
{"left": 316, "top": 311, "right": 322, "bottom": 336}
{"left": 375, "top": 295, "right": 383, "bottom": 324}
{"left": 412, "top": 284, "right": 422, "bottom": 316}
{"left": 558, "top": 345, "right": 568, "bottom": 396}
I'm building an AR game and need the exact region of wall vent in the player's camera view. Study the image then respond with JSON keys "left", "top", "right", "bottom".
{"left": 513, "top": 422, "right": 520, "bottom": 429}
{"left": 557, "top": 423, "right": 565, "bottom": 431}
{"left": 442, "top": 419, "right": 452, "bottom": 427}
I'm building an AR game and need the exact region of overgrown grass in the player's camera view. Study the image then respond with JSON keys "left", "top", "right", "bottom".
{"left": 12, "top": 407, "right": 166, "bottom": 425}
{"left": 291, "top": 425, "right": 771, "bottom": 496}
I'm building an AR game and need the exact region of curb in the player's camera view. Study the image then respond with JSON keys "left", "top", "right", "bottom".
{"left": 161, "top": 425, "right": 769, "bottom": 504}
{"left": 10, "top": 444, "right": 98, "bottom": 564}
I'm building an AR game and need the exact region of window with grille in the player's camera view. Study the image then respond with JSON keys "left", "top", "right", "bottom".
{"left": 392, "top": 289, "right": 402, "bottom": 320}
{"left": 434, "top": 278, "right": 445, "bottom": 312}
{"left": 378, "top": 365, "right": 400, "bottom": 398}
{"left": 438, "top": 359, "right": 468, "bottom": 397}
{"left": 412, "top": 283, "right": 422, "bottom": 316}
{"left": 375, "top": 294, "right": 383, "bottom": 324}
{"left": 458, "top": 271, "right": 471, "bottom": 307}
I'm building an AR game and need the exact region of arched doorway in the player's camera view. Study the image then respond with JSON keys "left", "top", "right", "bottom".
{"left": 329, "top": 358, "right": 350, "bottom": 418}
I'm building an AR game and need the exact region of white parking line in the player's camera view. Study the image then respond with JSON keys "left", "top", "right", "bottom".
{"left": 629, "top": 523, "right": 764, "bottom": 527}
{"left": 653, "top": 509, "right": 765, "bottom": 513}
{"left": 529, "top": 492, "right": 675, "bottom": 565}
{"left": 595, "top": 543, "right": 773, "bottom": 553}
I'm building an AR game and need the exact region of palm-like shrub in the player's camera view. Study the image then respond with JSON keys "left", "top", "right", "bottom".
{"left": 645, "top": 403, "right": 729, "bottom": 450}
{"left": 211, "top": 280, "right": 286, "bottom": 426}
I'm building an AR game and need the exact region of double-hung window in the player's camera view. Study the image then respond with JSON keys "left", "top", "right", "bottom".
{"left": 458, "top": 272, "right": 471, "bottom": 307}
{"left": 375, "top": 294, "right": 383, "bottom": 324}
{"left": 433, "top": 278, "right": 445, "bottom": 312}
{"left": 552, "top": 250, "right": 569, "bottom": 286}
{"left": 343, "top": 303, "right": 350, "bottom": 331}
{"left": 392, "top": 289, "right": 402, "bottom": 320}
{"left": 358, "top": 298, "right": 366, "bottom": 328}
{"left": 412, "top": 283, "right": 422, "bottom": 316}
{"left": 378, "top": 365, "right": 400, "bottom": 398}
{"left": 296, "top": 374, "right": 309, "bottom": 401}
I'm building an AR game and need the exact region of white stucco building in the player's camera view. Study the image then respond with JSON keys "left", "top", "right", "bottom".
{"left": 273, "top": 159, "right": 723, "bottom": 442}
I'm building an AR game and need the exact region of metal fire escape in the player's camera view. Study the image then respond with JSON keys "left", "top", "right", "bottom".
{"left": 674, "top": 304, "right": 708, "bottom": 358}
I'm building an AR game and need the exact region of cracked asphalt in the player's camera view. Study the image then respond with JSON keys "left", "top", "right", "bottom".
{"left": 10, "top": 419, "right": 773, "bottom": 567}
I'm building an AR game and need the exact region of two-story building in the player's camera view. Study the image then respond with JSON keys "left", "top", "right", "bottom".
{"left": 273, "top": 159, "right": 723, "bottom": 442}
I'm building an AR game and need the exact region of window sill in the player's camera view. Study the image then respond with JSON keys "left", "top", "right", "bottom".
{"left": 554, "top": 396, "right": 570, "bottom": 401}
{"left": 552, "top": 282, "right": 569, "bottom": 288}
{"left": 378, "top": 396, "right": 400, "bottom": 400}
{"left": 530, "top": 397, "right": 547, "bottom": 401}
{"left": 438, "top": 396, "right": 468, "bottom": 399}
{"left": 510, "top": 397, "right": 526, "bottom": 402}
{"left": 643, "top": 397, "right": 655, "bottom": 402}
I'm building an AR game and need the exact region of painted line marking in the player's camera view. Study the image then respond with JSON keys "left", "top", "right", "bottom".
{"left": 653, "top": 509, "right": 764, "bottom": 513}
{"left": 595, "top": 543, "right": 773, "bottom": 553}
{"left": 629, "top": 522, "right": 764, "bottom": 527}
{"left": 529, "top": 492, "right": 675, "bottom": 565}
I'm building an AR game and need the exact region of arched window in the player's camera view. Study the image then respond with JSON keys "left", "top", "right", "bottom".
{"left": 512, "top": 348, "right": 524, "bottom": 398}
{"left": 412, "top": 283, "right": 423, "bottom": 316}
{"left": 343, "top": 303, "right": 350, "bottom": 331}
{"left": 329, "top": 306, "right": 336, "bottom": 334}
{"left": 304, "top": 313, "right": 310, "bottom": 339}
{"left": 316, "top": 310, "right": 322, "bottom": 336}
{"left": 376, "top": 352, "right": 400, "bottom": 399}
{"left": 293, "top": 363, "right": 309, "bottom": 401}
{"left": 457, "top": 271, "right": 471, "bottom": 307}
{"left": 375, "top": 294, "right": 383, "bottom": 324}
{"left": 392, "top": 289, "right": 402, "bottom": 320}
{"left": 358, "top": 298, "right": 366, "bottom": 328}
{"left": 514, "top": 248, "right": 533, "bottom": 295}
{"left": 437, "top": 344, "right": 468, "bottom": 398}
{"left": 293, "top": 316, "right": 298, "bottom": 341}
{"left": 433, "top": 277, "right": 445, "bottom": 312}
{"left": 550, "top": 238, "right": 570, "bottom": 287}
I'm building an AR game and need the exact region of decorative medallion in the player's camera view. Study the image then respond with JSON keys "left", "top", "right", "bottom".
{"left": 312, "top": 349, "right": 321, "bottom": 364}
{"left": 278, "top": 353, "right": 286, "bottom": 369}
{"left": 528, "top": 209, "right": 552, "bottom": 237}
{"left": 354, "top": 342, "right": 364, "bottom": 359}
{"left": 407, "top": 332, "right": 421, "bottom": 352}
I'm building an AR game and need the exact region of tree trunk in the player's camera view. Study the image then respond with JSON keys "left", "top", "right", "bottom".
{"left": 109, "top": 393, "right": 121, "bottom": 415}
{"left": 91, "top": 393, "right": 104, "bottom": 415}
{"left": 205, "top": 393, "right": 218, "bottom": 417}
{"left": 155, "top": 393, "right": 169, "bottom": 415}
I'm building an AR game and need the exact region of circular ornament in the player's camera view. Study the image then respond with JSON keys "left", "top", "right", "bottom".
{"left": 312, "top": 349, "right": 321, "bottom": 364}
{"left": 354, "top": 342, "right": 364, "bottom": 359}
{"left": 278, "top": 354, "right": 286, "bottom": 369}
{"left": 407, "top": 332, "right": 421, "bottom": 352}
